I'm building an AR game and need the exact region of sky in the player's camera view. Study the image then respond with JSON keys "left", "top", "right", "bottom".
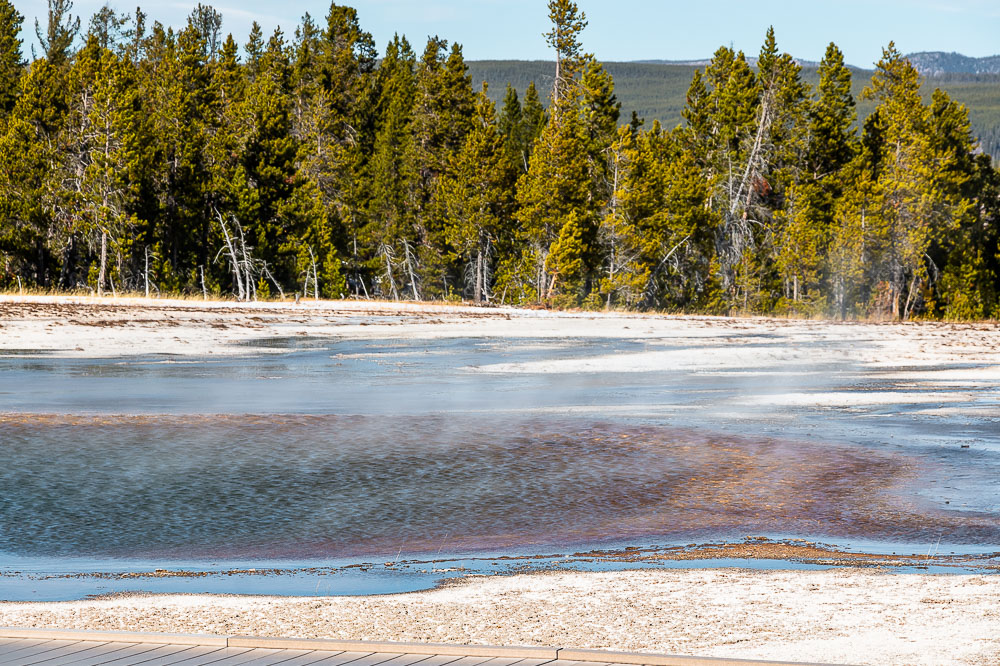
{"left": 14, "top": 0, "right": 1000, "bottom": 67}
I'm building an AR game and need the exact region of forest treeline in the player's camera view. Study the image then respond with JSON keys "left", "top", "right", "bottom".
{"left": 1, "top": 0, "right": 998, "bottom": 319}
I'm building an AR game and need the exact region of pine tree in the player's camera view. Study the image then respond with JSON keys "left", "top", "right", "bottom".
{"left": 0, "top": 58, "right": 66, "bottom": 287}
{"left": 0, "top": 0, "right": 23, "bottom": 117}
{"left": 61, "top": 40, "right": 147, "bottom": 295}
{"left": 35, "top": 0, "right": 80, "bottom": 67}
{"left": 514, "top": 81, "right": 546, "bottom": 172}
{"left": 580, "top": 58, "right": 620, "bottom": 179}
{"left": 778, "top": 42, "right": 857, "bottom": 314}
{"left": 864, "top": 44, "right": 961, "bottom": 318}
{"left": 599, "top": 122, "right": 716, "bottom": 309}
{"left": 439, "top": 85, "right": 514, "bottom": 303}
{"left": 515, "top": 104, "right": 592, "bottom": 303}
{"left": 365, "top": 34, "right": 417, "bottom": 300}
{"left": 545, "top": 0, "right": 587, "bottom": 109}
{"left": 497, "top": 83, "right": 522, "bottom": 170}
{"left": 927, "top": 89, "right": 990, "bottom": 318}
{"left": 146, "top": 22, "right": 215, "bottom": 290}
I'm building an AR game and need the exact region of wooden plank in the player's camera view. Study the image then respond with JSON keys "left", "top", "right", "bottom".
{"left": 324, "top": 653, "right": 405, "bottom": 666}
{"left": 308, "top": 652, "right": 375, "bottom": 666}
{"left": 0, "top": 639, "right": 50, "bottom": 657}
{"left": 431, "top": 657, "right": 497, "bottom": 666}
{"left": 248, "top": 652, "right": 337, "bottom": 666}
{"left": 0, "top": 640, "right": 79, "bottom": 664}
{"left": 107, "top": 644, "right": 203, "bottom": 665}
{"left": 68, "top": 643, "right": 172, "bottom": 665}
{"left": 230, "top": 649, "right": 322, "bottom": 666}
{"left": 159, "top": 647, "right": 252, "bottom": 665}
{"left": 507, "top": 660, "right": 557, "bottom": 666}
{"left": 43, "top": 643, "right": 158, "bottom": 666}
{"left": 374, "top": 655, "right": 433, "bottom": 666}
{"left": 14, "top": 641, "right": 109, "bottom": 665}
{"left": 476, "top": 659, "right": 526, "bottom": 666}
{"left": 196, "top": 648, "right": 284, "bottom": 665}
{"left": 400, "top": 656, "right": 466, "bottom": 666}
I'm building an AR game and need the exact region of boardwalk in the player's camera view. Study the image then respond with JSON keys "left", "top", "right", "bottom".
{"left": 0, "top": 629, "right": 841, "bottom": 666}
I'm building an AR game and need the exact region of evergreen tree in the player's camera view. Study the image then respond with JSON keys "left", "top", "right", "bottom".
{"left": 545, "top": 0, "right": 587, "bottom": 109}
{"left": 515, "top": 103, "right": 592, "bottom": 303}
{"left": 439, "top": 85, "right": 514, "bottom": 303}
{"left": 0, "top": 59, "right": 66, "bottom": 286}
{"left": 365, "top": 34, "right": 417, "bottom": 300}
{"left": 410, "top": 38, "right": 475, "bottom": 296}
{"left": 60, "top": 40, "right": 147, "bottom": 295}
{"left": 504, "top": 80, "right": 546, "bottom": 174}
{"left": 497, "top": 83, "right": 522, "bottom": 170}
{"left": 35, "top": 0, "right": 80, "bottom": 67}
{"left": 0, "top": 0, "right": 23, "bottom": 116}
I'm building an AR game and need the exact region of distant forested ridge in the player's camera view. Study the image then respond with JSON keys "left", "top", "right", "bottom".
{"left": 1, "top": 0, "right": 998, "bottom": 320}
{"left": 468, "top": 60, "right": 1000, "bottom": 159}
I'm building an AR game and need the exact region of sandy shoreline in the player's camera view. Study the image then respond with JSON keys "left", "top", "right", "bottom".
{"left": 2, "top": 569, "right": 999, "bottom": 666}
{"left": 3, "top": 296, "right": 1000, "bottom": 665}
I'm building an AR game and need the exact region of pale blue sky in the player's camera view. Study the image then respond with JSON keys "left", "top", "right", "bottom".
{"left": 14, "top": 0, "right": 1000, "bottom": 67}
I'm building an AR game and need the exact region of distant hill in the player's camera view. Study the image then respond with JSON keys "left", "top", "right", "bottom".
{"left": 467, "top": 60, "right": 1000, "bottom": 159}
{"left": 905, "top": 52, "right": 1000, "bottom": 75}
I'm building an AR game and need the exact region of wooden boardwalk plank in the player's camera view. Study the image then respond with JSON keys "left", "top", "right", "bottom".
{"left": 107, "top": 644, "right": 203, "bottom": 665}
{"left": 507, "top": 659, "right": 557, "bottom": 666}
{"left": 159, "top": 647, "right": 252, "bottom": 665}
{"left": 432, "top": 657, "right": 497, "bottom": 666}
{"left": 328, "top": 653, "right": 406, "bottom": 666}
{"left": 249, "top": 652, "right": 338, "bottom": 666}
{"left": 65, "top": 643, "right": 172, "bottom": 666}
{"left": 400, "top": 656, "right": 466, "bottom": 666}
{"left": 0, "top": 640, "right": 80, "bottom": 664}
{"left": 231, "top": 649, "right": 323, "bottom": 666}
{"left": 195, "top": 648, "right": 283, "bottom": 665}
{"left": 15, "top": 640, "right": 110, "bottom": 665}
{"left": 0, "top": 638, "right": 51, "bottom": 656}
{"left": 474, "top": 659, "right": 524, "bottom": 666}
{"left": 40, "top": 643, "right": 151, "bottom": 665}
{"left": 307, "top": 652, "right": 374, "bottom": 666}
{"left": 374, "top": 655, "right": 434, "bottom": 666}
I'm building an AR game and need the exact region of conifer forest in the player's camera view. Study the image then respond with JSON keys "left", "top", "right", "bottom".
{"left": 1, "top": 0, "right": 999, "bottom": 320}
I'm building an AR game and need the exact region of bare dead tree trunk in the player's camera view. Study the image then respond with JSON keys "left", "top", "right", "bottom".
{"left": 403, "top": 240, "right": 419, "bottom": 301}
{"left": 260, "top": 262, "right": 285, "bottom": 299}
{"left": 97, "top": 231, "right": 107, "bottom": 297}
{"left": 380, "top": 244, "right": 399, "bottom": 301}
{"left": 217, "top": 212, "right": 245, "bottom": 301}
{"left": 308, "top": 246, "right": 320, "bottom": 300}
{"left": 474, "top": 248, "right": 483, "bottom": 305}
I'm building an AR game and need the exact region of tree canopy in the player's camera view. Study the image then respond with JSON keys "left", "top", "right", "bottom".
{"left": 0, "top": 1, "right": 997, "bottom": 320}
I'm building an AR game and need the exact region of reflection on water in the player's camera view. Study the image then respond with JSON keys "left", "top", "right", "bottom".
{"left": 2, "top": 414, "right": 998, "bottom": 562}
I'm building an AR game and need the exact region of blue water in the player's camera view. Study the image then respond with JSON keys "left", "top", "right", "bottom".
{"left": 1, "top": 335, "right": 999, "bottom": 600}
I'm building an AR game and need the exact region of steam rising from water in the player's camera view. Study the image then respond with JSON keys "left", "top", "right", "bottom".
{"left": 2, "top": 414, "right": 997, "bottom": 561}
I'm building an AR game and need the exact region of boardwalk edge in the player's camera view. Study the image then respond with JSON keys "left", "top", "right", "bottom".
{"left": 0, "top": 627, "right": 849, "bottom": 666}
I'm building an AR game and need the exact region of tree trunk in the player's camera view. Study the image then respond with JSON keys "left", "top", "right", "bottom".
{"left": 98, "top": 231, "right": 108, "bottom": 297}
{"left": 474, "top": 249, "right": 483, "bottom": 305}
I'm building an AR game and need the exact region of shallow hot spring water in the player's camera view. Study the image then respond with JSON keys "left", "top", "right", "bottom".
{"left": 0, "top": 335, "right": 998, "bottom": 599}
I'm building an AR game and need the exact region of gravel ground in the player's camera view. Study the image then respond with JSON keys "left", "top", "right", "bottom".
{"left": 2, "top": 569, "right": 999, "bottom": 666}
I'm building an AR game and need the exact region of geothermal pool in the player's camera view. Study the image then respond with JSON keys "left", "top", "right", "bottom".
{"left": 1, "top": 333, "right": 998, "bottom": 599}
